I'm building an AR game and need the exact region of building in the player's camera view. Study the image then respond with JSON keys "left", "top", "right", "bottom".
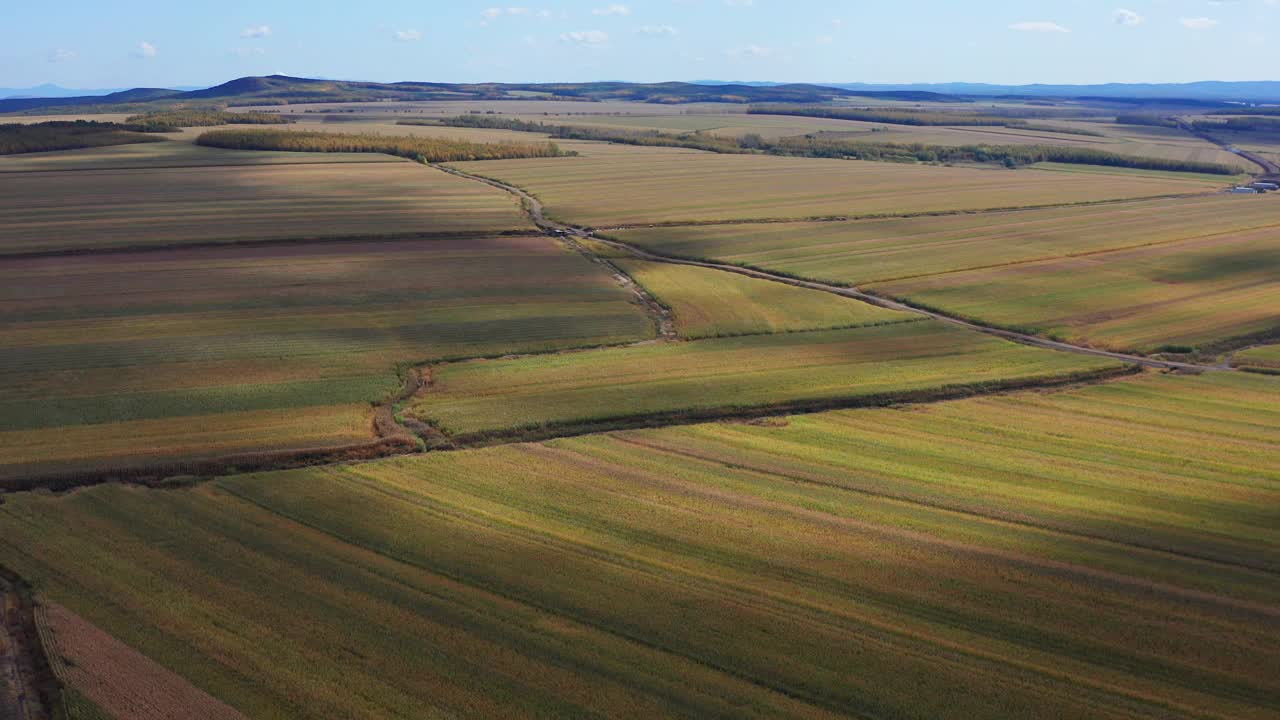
{"left": 1249, "top": 182, "right": 1279, "bottom": 191}
{"left": 1231, "top": 187, "right": 1259, "bottom": 194}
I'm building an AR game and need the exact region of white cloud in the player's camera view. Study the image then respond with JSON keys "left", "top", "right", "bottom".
{"left": 1113, "top": 9, "right": 1143, "bottom": 26}
{"left": 724, "top": 0, "right": 753, "bottom": 6}
{"left": 636, "top": 25, "right": 678, "bottom": 36}
{"left": 592, "top": 4, "right": 630, "bottom": 16}
{"left": 240, "top": 25, "right": 271, "bottom": 38}
{"left": 1180, "top": 17, "right": 1219, "bottom": 30}
{"left": 815, "top": 35, "right": 834, "bottom": 45}
{"left": 47, "top": 48, "right": 77, "bottom": 62}
{"left": 394, "top": 29, "right": 423, "bottom": 41}
{"left": 135, "top": 41, "right": 157, "bottom": 58}
{"left": 480, "top": 7, "right": 551, "bottom": 24}
{"left": 831, "top": 19, "right": 843, "bottom": 28}
{"left": 1009, "top": 21, "right": 1070, "bottom": 33}
{"left": 559, "top": 30, "right": 609, "bottom": 45}
{"left": 726, "top": 44, "right": 773, "bottom": 58}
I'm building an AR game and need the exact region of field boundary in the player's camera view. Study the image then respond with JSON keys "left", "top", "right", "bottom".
{"left": 0, "top": 564, "right": 57, "bottom": 720}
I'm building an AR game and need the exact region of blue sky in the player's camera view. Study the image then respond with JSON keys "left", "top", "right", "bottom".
{"left": 2, "top": 0, "right": 1277, "bottom": 89}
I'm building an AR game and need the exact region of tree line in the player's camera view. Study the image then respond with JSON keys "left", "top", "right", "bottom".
{"left": 195, "top": 129, "right": 567, "bottom": 162}
{"left": 0, "top": 121, "right": 165, "bottom": 155}
{"left": 124, "top": 110, "right": 293, "bottom": 132}
{"left": 746, "top": 106, "right": 1020, "bottom": 127}
{"left": 424, "top": 115, "right": 1236, "bottom": 175}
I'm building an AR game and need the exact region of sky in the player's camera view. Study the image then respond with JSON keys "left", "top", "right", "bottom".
{"left": 2, "top": 0, "right": 1278, "bottom": 90}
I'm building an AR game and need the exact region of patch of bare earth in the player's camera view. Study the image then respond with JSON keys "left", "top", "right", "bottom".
{"left": 36, "top": 603, "right": 246, "bottom": 720}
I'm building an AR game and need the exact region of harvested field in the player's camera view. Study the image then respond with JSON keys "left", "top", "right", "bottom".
{"left": 0, "top": 236, "right": 652, "bottom": 481}
{"left": 614, "top": 259, "right": 911, "bottom": 338}
{"left": 409, "top": 320, "right": 1122, "bottom": 437}
{"left": 0, "top": 139, "right": 403, "bottom": 172}
{"left": 1, "top": 371, "right": 1275, "bottom": 719}
{"left": 870, "top": 225, "right": 1280, "bottom": 353}
{"left": 608, "top": 194, "right": 1280, "bottom": 285}
{"left": 0, "top": 161, "right": 529, "bottom": 254}
{"left": 37, "top": 603, "right": 247, "bottom": 720}
{"left": 449, "top": 145, "right": 1223, "bottom": 226}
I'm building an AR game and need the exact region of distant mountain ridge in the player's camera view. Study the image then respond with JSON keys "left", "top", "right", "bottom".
{"left": 3, "top": 74, "right": 1278, "bottom": 115}
{"left": 0, "top": 75, "right": 954, "bottom": 114}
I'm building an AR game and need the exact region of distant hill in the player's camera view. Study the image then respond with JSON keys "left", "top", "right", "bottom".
{"left": 5, "top": 75, "right": 1276, "bottom": 116}
{"left": 0, "top": 75, "right": 960, "bottom": 114}
{"left": 827, "top": 81, "right": 1280, "bottom": 103}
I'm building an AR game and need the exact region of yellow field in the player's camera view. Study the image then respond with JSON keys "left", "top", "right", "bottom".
{"left": 870, "top": 225, "right": 1280, "bottom": 352}
{"left": 614, "top": 260, "right": 910, "bottom": 338}
{"left": 608, "top": 194, "right": 1279, "bottom": 284}
{"left": 1, "top": 371, "right": 1274, "bottom": 719}
{"left": 409, "top": 321, "right": 1121, "bottom": 437}
{"left": 450, "top": 144, "right": 1223, "bottom": 226}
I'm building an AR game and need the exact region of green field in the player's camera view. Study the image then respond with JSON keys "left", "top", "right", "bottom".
{"left": 614, "top": 260, "right": 910, "bottom": 338}
{"left": 448, "top": 144, "right": 1221, "bottom": 226}
{"left": 0, "top": 236, "right": 652, "bottom": 481}
{"left": 408, "top": 321, "right": 1122, "bottom": 437}
{"left": 1, "top": 371, "right": 1274, "bottom": 719}
{"left": 608, "top": 194, "right": 1280, "bottom": 285}
{"left": 869, "top": 225, "right": 1280, "bottom": 353}
{"left": 1235, "top": 344, "right": 1280, "bottom": 371}
{"left": 0, "top": 156, "right": 530, "bottom": 255}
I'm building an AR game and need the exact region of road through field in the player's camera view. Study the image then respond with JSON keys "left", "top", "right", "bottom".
{"left": 436, "top": 164, "right": 1231, "bottom": 373}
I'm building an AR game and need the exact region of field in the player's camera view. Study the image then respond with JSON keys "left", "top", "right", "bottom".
{"left": 0, "top": 371, "right": 1275, "bottom": 719}
{"left": 0, "top": 158, "right": 533, "bottom": 255}
{"left": 607, "top": 194, "right": 1280, "bottom": 285}
{"left": 614, "top": 260, "right": 910, "bottom": 338}
{"left": 1235, "top": 344, "right": 1280, "bottom": 371}
{"left": 0, "top": 138, "right": 404, "bottom": 172}
{"left": 449, "top": 144, "right": 1224, "bottom": 226}
{"left": 0, "top": 236, "right": 653, "bottom": 481}
{"left": 869, "top": 224, "right": 1280, "bottom": 353}
{"left": 408, "top": 321, "right": 1122, "bottom": 437}
{"left": 37, "top": 603, "right": 247, "bottom": 720}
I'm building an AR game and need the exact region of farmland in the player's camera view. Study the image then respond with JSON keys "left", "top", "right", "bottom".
{"left": 2, "top": 73, "right": 1279, "bottom": 720}
{"left": 0, "top": 236, "right": 653, "bottom": 482}
{"left": 614, "top": 260, "right": 910, "bottom": 338}
{"left": 607, "top": 194, "right": 1280, "bottom": 285}
{"left": 1, "top": 371, "right": 1275, "bottom": 719}
{"left": 0, "top": 158, "right": 532, "bottom": 255}
{"left": 449, "top": 145, "right": 1224, "bottom": 226}
{"left": 1236, "top": 345, "right": 1280, "bottom": 372}
{"left": 868, "top": 224, "right": 1280, "bottom": 353}
{"left": 408, "top": 321, "right": 1123, "bottom": 438}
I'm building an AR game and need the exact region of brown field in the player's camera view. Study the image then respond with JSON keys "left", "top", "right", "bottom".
{"left": 449, "top": 144, "right": 1223, "bottom": 226}
{"left": 0, "top": 160, "right": 530, "bottom": 254}
{"left": 0, "top": 236, "right": 653, "bottom": 481}
{"left": 37, "top": 603, "right": 247, "bottom": 720}
{"left": 0, "top": 138, "right": 404, "bottom": 172}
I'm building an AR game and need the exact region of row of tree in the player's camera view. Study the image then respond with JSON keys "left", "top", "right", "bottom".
{"left": 194, "top": 129, "right": 567, "bottom": 163}
{"left": 0, "top": 120, "right": 164, "bottom": 155}
{"left": 426, "top": 115, "right": 1236, "bottom": 174}
{"left": 747, "top": 105, "right": 1020, "bottom": 127}
{"left": 124, "top": 110, "right": 292, "bottom": 132}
